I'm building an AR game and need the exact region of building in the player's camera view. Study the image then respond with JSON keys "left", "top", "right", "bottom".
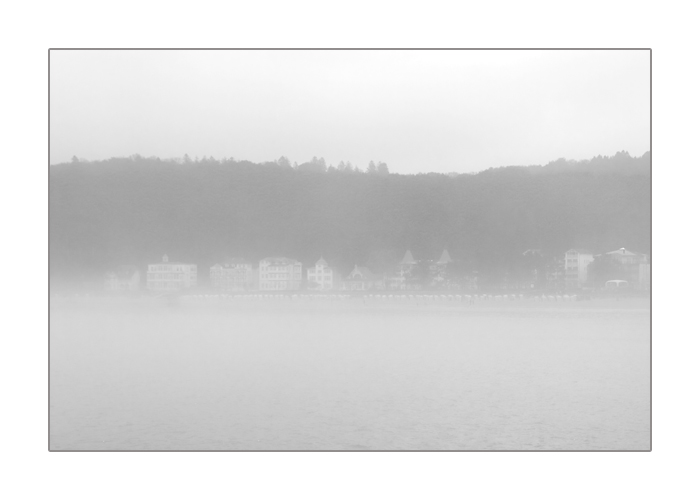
{"left": 340, "top": 265, "right": 385, "bottom": 291}
{"left": 604, "top": 248, "right": 650, "bottom": 288}
{"left": 545, "top": 257, "right": 565, "bottom": 290}
{"left": 258, "top": 257, "right": 302, "bottom": 291}
{"left": 146, "top": 254, "right": 197, "bottom": 292}
{"left": 306, "top": 257, "right": 334, "bottom": 291}
{"left": 386, "top": 250, "right": 419, "bottom": 290}
{"left": 428, "top": 249, "right": 453, "bottom": 287}
{"left": 210, "top": 258, "right": 254, "bottom": 292}
{"left": 564, "top": 249, "right": 594, "bottom": 288}
{"left": 398, "top": 250, "right": 417, "bottom": 278}
{"left": 104, "top": 265, "right": 140, "bottom": 292}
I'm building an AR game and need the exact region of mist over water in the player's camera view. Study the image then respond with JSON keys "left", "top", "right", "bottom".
{"left": 50, "top": 297, "right": 650, "bottom": 450}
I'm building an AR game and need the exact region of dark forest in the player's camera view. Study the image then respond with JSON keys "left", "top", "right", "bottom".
{"left": 49, "top": 151, "right": 650, "bottom": 285}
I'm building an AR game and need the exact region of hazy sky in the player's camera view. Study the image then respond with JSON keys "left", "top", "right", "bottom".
{"left": 50, "top": 50, "right": 650, "bottom": 174}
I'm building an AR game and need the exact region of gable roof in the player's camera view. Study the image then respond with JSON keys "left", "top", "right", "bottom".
{"left": 106, "top": 265, "right": 139, "bottom": 280}
{"left": 347, "top": 265, "right": 381, "bottom": 280}
{"left": 437, "top": 249, "right": 452, "bottom": 264}
{"left": 606, "top": 247, "right": 637, "bottom": 256}
{"left": 400, "top": 250, "right": 416, "bottom": 265}
{"left": 315, "top": 257, "right": 329, "bottom": 267}
{"left": 153, "top": 255, "right": 191, "bottom": 265}
{"left": 260, "top": 257, "right": 301, "bottom": 266}
{"left": 211, "top": 258, "right": 252, "bottom": 270}
{"left": 223, "top": 258, "right": 251, "bottom": 266}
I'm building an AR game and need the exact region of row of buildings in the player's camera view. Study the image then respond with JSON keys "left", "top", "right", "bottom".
{"left": 104, "top": 247, "right": 650, "bottom": 293}
{"left": 104, "top": 250, "right": 454, "bottom": 293}
{"left": 563, "top": 247, "right": 650, "bottom": 290}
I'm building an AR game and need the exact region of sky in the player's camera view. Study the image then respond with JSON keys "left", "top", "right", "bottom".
{"left": 50, "top": 50, "right": 650, "bottom": 174}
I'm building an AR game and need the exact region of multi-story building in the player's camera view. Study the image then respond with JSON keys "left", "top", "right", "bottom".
{"left": 604, "top": 248, "right": 650, "bottom": 288}
{"left": 146, "top": 254, "right": 197, "bottom": 292}
{"left": 258, "top": 257, "right": 302, "bottom": 291}
{"left": 387, "top": 250, "right": 419, "bottom": 290}
{"left": 428, "top": 249, "right": 452, "bottom": 287}
{"left": 545, "top": 257, "right": 566, "bottom": 290}
{"left": 210, "top": 258, "right": 254, "bottom": 292}
{"left": 564, "top": 249, "right": 594, "bottom": 288}
{"left": 340, "top": 265, "right": 385, "bottom": 291}
{"left": 398, "top": 250, "right": 417, "bottom": 278}
{"left": 306, "top": 257, "right": 334, "bottom": 291}
{"left": 104, "top": 265, "right": 140, "bottom": 292}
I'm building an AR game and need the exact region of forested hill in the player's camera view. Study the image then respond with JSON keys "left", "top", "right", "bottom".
{"left": 49, "top": 152, "right": 650, "bottom": 282}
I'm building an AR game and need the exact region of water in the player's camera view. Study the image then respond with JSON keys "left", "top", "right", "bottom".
{"left": 49, "top": 297, "right": 650, "bottom": 450}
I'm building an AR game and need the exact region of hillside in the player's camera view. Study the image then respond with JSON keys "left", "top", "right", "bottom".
{"left": 49, "top": 152, "right": 650, "bottom": 283}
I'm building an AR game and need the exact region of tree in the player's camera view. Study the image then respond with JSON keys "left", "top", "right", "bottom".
{"left": 367, "top": 161, "right": 377, "bottom": 174}
{"left": 48, "top": 151, "right": 650, "bottom": 284}
{"left": 277, "top": 156, "right": 292, "bottom": 169}
{"left": 377, "top": 161, "right": 389, "bottom": 176}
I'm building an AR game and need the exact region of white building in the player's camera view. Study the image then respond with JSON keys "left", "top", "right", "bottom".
{"left": 210, "top": 258, "right": 254, "bottom": 291}
{"left": 306, "top": 257, "right": 334, "bottom": 291}
{"left": 340, "top": 265, "right": 385, "bottom": 291}
{"left": 259, "top": 257, "right": 302, "bottom": 291}
{"left": 604, "top": 248, "right": 650, "bottom": 288}
{"left": 104, "top": 265, "right": 140, "bottom": 292}
{"left": 146, "top": 254, "right": 197, "bottom": 292}
{"left": 564, "top": 248, "right": 594, "bottom": 288}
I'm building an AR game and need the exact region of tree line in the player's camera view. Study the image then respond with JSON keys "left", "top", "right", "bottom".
{"left": 50, "top": 152, "right": 650, "bottom": 286}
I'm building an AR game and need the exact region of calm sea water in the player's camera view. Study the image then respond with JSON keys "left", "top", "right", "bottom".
{"left": 49, "top": 297, "right": 650, "bottom": 450}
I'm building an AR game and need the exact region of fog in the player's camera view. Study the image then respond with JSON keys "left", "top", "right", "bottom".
{"left": 49, "top": 50, "right": 650, "bottom": 173}
{"left": 50, "top": 296, "right": 650, "bottom": 450}
{"left": 49, "top": 49, "right": 651, "bottom": 451}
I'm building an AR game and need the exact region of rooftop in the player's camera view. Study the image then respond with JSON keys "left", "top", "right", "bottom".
{"left": 348, "top": 265, "right": 381, "bottom": 280}
{"left": 436, "top": 249, "right": 452, "bottom": 264}
{"left": 400, "top": 250, "right": 417, "bottom": 265}
{"left": 106, "top": 265, "right": 139, "bottom": 280}
{"left": 260, "top": 257, "right": 301, "bottom": 265}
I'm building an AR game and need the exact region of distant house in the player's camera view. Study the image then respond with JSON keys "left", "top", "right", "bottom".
{"left": 306, "top": 257, "right": 334, "bottom": 291}
{"left": 146, "top": 254, "right": 197, "bottom": 292}
{"left": 210, "top": 258, "right": 254, "bottom": 292}
{"left": 259, "top": 257, "right": 302, "bottom": 291}
{"left": 399, "top": 250, "right": 417, "bottom": 277}
{"left": 104, "top": 265, "right": 140, "bottom": 292}
{"left": 386, "top": 250, "right": 419, "bottom": 290}
{"left": 428, "top": 249, "right": 453, "bottom": 287}
{"left": 603, "top": 247, "right": 650, "bottom": 288}
{"left": 564, "top": 249, "right": 594, "bottom": 288}
{"left": 340, "top": 265, "right": 385, "bottom": 291}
